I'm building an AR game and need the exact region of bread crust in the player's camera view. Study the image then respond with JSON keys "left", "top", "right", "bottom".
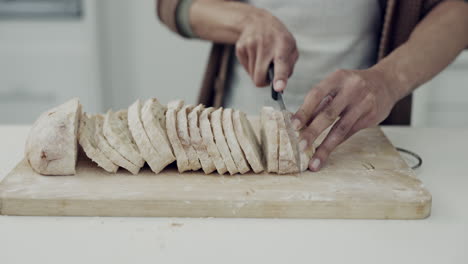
{"left": 200, "top": 107, "right": 227, "bottom": 175}
{"left": 233, "top": 110, "right": 264, "bottom": 173}
{"left": 188, "top": 104, "right": 216, "bottom": 174}
{"left": 25, "top": 98, "right": 82, "bottom": 175}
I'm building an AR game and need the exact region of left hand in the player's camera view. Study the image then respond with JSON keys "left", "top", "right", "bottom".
{"left": 291, "top": 68, "right": 403, "bottom": 171}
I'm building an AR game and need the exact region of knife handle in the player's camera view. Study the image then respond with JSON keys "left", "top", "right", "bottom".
{"left": 268, "top": 64, "right": 279, "bottom": 101}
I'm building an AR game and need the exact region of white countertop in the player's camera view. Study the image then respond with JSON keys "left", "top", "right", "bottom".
{"left": 1, "top": 125, "right": 467, "bottom": 264}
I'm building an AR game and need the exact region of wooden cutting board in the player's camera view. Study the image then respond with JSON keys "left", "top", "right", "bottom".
{"left": 0, "top": 124, "right": 431, "bottom": 219}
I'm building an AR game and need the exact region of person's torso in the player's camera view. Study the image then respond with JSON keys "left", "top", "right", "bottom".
{"left": 225, "top": 0, "right": 383, "bottom": 114}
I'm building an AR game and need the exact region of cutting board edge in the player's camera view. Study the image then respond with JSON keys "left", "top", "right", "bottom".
{"left": 0, "top": 196, "right": 432, "bottom": 219}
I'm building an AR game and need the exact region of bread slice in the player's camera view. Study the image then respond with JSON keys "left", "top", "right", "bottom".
{"left": 94, "top": 114, "right": 140, "bottom": 174}
{"left": 200, "top": 107, "right": 227, "bottom": 175}
{"left": 177, "top": 104, "right": 202, "bottom": 171}
{"left": 141, "top": 98, "right": 175, "bottom": 169}
{"left": 25, "top": 98, "right": 82, "bottom": 175}
{"left": 211, "top": 108, "right": 239, "bottom": 175}
{"left": 166, "top": 100, "right": 191, "bottom": 173}
{"left": 188, "top": 104, "right": 216, "bottom": 174}
{"left": 103, "top": 110, "right": 145, "bottom": 168}
{"left": 260, "top": 107, "right": 278, "bottom": 173}
{"left": 222, "top": 108, "right": 250, "bottom": 174}
{"left": 283, "top": 111, "right": 315, "bottom": 172}
{"left": 78, "top": 113, "right": 118, "bottom": 173}
{"left": 233, "top": 110, "right": 264, "bottom": 173}
{"left": 128, "top": 100, "right": 167, "bottom": 174}
{"left": 275, "top": 111, "right": 304, "bottom": 174}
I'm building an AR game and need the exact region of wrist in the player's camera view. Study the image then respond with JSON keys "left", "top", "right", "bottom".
{"left": 370, "top": 60, "right": 413, "bottom": 102}
{"left": 240, "top": 7, "right": 271, "bottom": 32}
{"left": 190, "top": 1, "right": 262, "bottom": 43}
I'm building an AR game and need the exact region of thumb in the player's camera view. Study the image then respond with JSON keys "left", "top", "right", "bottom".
{"left": 273, "top": 58, "right": 291, "bottom": 92}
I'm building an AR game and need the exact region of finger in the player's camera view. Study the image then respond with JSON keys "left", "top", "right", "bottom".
{"left": 246, "top": 42, "right": 256, "bottom": 80}
{"left": 299, "top": 90, "right": 350, "bottom": 151}
{"left": 235, "top": 45, "right": 249, "bottom": 75}
{"left": 292, "top": 76, "right": 342, "bottom": 131}
{"left": 308, "top": 102, "right": 369, "bottom": 172}
{"left": 345, "top": 93, "right": 379, "bottom": 138}
{"left": 345, "top": 111, "right": 374, "bottom": 140}
{"left": 306, "top": 94, "right": 334, "bottom": 125}
{"left": 289, "top": 49, "right": 299, "bottom": 78}
{"left": 272, "top": 56, "right": 292, "bottom": 92}
{"left": 253, "top": 44, "right": 271, "bottom": 87}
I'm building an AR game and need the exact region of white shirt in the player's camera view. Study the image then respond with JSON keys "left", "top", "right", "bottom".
{"left": 224, "top": 0, "right": 382, "bottom": 114}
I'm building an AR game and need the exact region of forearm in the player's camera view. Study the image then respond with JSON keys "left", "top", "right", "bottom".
{"left": 373, "top": 1, "right": 468, "bottom": 101}
{"left": 189, "top": 0, "right": 266, "bottom": 43}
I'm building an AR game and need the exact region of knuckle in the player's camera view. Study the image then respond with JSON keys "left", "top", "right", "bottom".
{"left": 317, "top": 143, "right": 332, "bottom": 157}
{"left": 367, "top": 108, "right": 378, "bottom": 121}
{"left": 335, "top": 122, "right": 351, "bottom": 137}
{"left": 347, "top": 77, "right": 366, "bottom": 92}
{"left": 235, "top": 43, "right": 245, "bottom": 53}
{"left": 245, "top": 37, "right": 256, "bottom": 48}
{"left": 278, "top": 33, "right": 292, "bottom": 43}
{"left": 255, "top": 35, "right": 264, "bottom": 45}
{"left": 253, "top": 74, "right": 265, "bottom": 87}
{"left": 294, "top": 108, "right": 308, "bottom": 123}
{"left": 309, "top": 88, "right": 325, "bottom": 100}
{"left": 235, "top": 48, "right": 245, "bottom": 59}
{"left": 366, "top": 93, "right": 377, "bottom": 108}
{"left": 333, "top": 69, "right": 350, "bottom": 79}
{"left": 302, "top": 127, "right": 319, "bottom": 142}
{"left": 322, "top": 107, "right": 338, "bottom": 122}
{"left": 254, "top": 79, "right": 263, "bottom": 87}
{"left": 275, "top": 55, "right": 287, "bottom": 63}
{"left": 277, "top": 35, "right": 296, "bottom": 51}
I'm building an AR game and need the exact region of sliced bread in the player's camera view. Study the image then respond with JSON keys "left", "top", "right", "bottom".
{"left": 200, "top": 107, "right": 227, "bottom": 175}
{"left": 128, "top": 100, "right": 167, "bottom": 174}
{"left": 283, "top": 111, "right": 314, "bottom": 172}
{"left": 233, "top": 110, "right": 264, "bottom": 173}
{"left": 166, "top": 100, "right": 191, "bottom": 173}
{"left": 78, "top": 113, "right": 118, "bottom": 173}
{"left": 260, "top": 107, "right": 278, "bottom": 173}
{"left": 141, "top": 98, "right": 176, "bottom": 168}
{"left": 188, "top": 104, "right": 216, "bottom": 174}
{"left": 177, "top": 104, "right": 202, "bottom": 171}
{"left": 94, "top": 114, "right": 140, "bottom": 174}
{"left": 222, "top": 108, "right": 250, "bottom": 174}
{"left": 275, "top": 111, "right": 301, "bottom": 174}
{"left": 103, "top": 110, "right": 145, "bottom": 168}
{"left": 211, "top": 108, "right": 239, "bottom": 175}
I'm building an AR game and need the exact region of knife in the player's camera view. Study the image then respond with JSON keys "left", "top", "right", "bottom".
{"left": 268, "top": 65, "right": 301, "bottom": 172}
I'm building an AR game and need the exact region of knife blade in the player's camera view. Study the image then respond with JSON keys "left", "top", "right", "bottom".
{"left": 268, "top": 65, "right": 301, "bottom": 173}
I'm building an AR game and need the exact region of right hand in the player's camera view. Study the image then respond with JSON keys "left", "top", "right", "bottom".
{"left": 235, "top": 9, "right": 298, "bottom": 92}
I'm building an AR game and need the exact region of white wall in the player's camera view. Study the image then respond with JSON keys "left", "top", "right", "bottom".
{"left": 412, "top": 52, "right": 468, "bottom": 128}
{"left": 0, "top": 0, "right": 102, "bottom": 123}
{"left": 96, "top": 0, "right": 211, "bottom": 111}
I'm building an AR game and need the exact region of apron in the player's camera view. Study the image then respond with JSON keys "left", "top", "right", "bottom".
{"left": 224, "top": 0, "right": 382, "bottom": 114}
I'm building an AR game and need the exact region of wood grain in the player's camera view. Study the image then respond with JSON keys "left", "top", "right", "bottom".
{"left": 0, "top": 126, "right": 431, "bottom": 219}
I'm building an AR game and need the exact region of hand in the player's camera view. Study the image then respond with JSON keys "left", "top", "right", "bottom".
{"left": 292, "top": 68, "right": 402, "bottom": 171}
{"left": 235, "top": 9, "right": 298, "bottom": 91}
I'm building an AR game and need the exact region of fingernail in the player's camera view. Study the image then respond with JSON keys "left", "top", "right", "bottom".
{"left": 292, "top": 119, "right": 301, "bottom": 130}
{"left": 274, "top": 80, "right": 285, "bottom": 92}
{"left": 299, "top": 139, "right": 307, "bottom": 152}
{"left": 310, "top": 159, "right": 321, "bottom": 171}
